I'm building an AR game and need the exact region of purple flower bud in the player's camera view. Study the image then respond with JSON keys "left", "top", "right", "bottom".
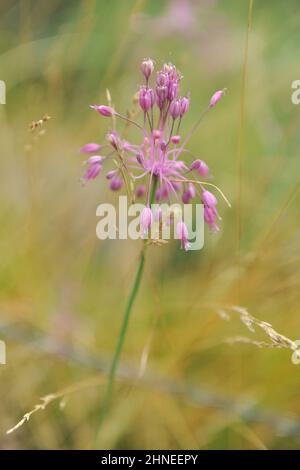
{"left": 139, "top": 87, "right": 155, "bottom": 112}
{"left": 156, "top": 86, "right": 168, "bottom": 109}
{"left": 160, "top": 141, "right": 167, "bottom": 151}
{"left": 180, "top": 96, "right": 189, "bottom": 116}
{"left": 170, "top": 181, "right": 181, "bottom": 192}
{"left": 202, "top": 190, "right": 217, "bottom": 207}
{"left": 160, "top": 185, "right": 169, "bottom": 200}
{"left": 210, "top": 89, "right": 224, "bottom": 107}
{"left": 168, "top": 81, "right": 179, "bottom": 101}
{"left": 171, "top": 135, "right": 181, "bottom": 144}
{"left": 182, "top": 183, "right": 196, "bottom": 203}
{"left": 136, "top": 152, "right": 144, "bottom": 166}
{"left": 156, "top": 72, "right": 169, "bottom": 87}
{"left": 86, "top": 155, "right": 104, "bottom": 165}
{"left": 141, "top": 58, "right": 154, "bottom": 80}
{"left": 83, "top": 162, "right": 102, "bottom": 180}
{"left": 190, "top": 159, "right": 209, "bottom": 176}
{"left": 140, "top": 207, "right": 153, "bottom": 232}
{"left": 107, "top": 131, "right": 119, "bottom": 149}
{"left": 170, "top": 99, "right": 181, "bottom": 119}
{"left": 187, "top": 183, "right": 196, "bottom": 199}
{"left": 152, "top": 130, "right": 162, "bottom": 140}
{"left": 177, "top": 221, "right": 190, "bottom": 251}
{"left": 110, "top": 177, "right": 123, "bottom": 191}
{"left": 204, "top": 206, "right": 219, "bottom": 231}
{"left": 135, "top": 184, "right": 146, "bottom": 198}
{"left": 80, "top": 143, "right": 101, "bottom": 154}
{"left": 90, "top": 105, "right": 115, "bottom": 117}
{"left": 106, "top": 170, "right": 117, "bottom": 180}
{"left": 182, "top": 191, "right": 191, "bottom": 204}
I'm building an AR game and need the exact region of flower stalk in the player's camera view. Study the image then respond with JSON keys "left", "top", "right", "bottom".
{"left": 96, "top": 177, "right": 158, "bottom": 443}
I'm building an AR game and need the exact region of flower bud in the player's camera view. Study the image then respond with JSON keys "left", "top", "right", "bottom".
{"left": 110, "top": 177, "right": 123, "bottom": 191}
{"left": 83, "top": 158, "right": 102, "bottom": 180}
{"left": 170, "top": 99, "right": 181, "bottom": 119}
{"left": 156, "top": 72, "right": 169, "bottom": 87}
{"left": 190, "top": 159, "right": 209, "bottom": 176}
{"left": 136, "top": 152, "right": 144, "bottom": 166}
{"left": 106, "top": 170, "right": 117, "bottom": 180}
{"left": 86, "top": 156, "right": 104, "bottom": 165}
{"left": 180, "top": 96, "right": 189, "bottom": 116}
{"left": 80, "top": 143, "right": 101, "bottom": 154}
{"left": 90, "top": 105, "right": 115, "bottom": 117}
{"left": 156, "top": 86, "right": 168, "bottom": 109}
{"left": 152, "top": 129, "right": 162, "bottom": 140}
{"left": 168, "top": 81, "right": 179, "bottom": 101}
{"left": 139, "top": 87, "right": 155, "bottom": 112}
{"left": 202, "top": 190, "right": 217, "bottom": 207}
{"left": 171, "top": 135, "right": 181, "bottom": 144}
{"left": 176, "top": 221, "right": 190, "bottom": 251}
{"left": 107, "top": 131, "right": 119, "bottom": 149}
{"left": 141, "top": 58, "right": 154, "bottom": 80}
{"left": 140, "top": 207, "right": 153, "bottom": 232}
{"left": 210, "top": 89, "right": 225, "bottom": 107}
{"left": 136, "top": 184, "right": 146, "bottom": 198}
{"left": 204, "top": 206, "right": 219, "bottom": 231}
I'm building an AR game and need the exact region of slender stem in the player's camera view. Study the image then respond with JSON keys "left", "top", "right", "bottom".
{"left": 96, "top": 250, "right": 145, "bottom": 444}
{"left": 96, "top": 177, "right": 158, "bottom": 445}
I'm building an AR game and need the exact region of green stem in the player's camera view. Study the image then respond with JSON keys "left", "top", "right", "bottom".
{"left": 96, "top": 177, "right": 157, "bottom": 444}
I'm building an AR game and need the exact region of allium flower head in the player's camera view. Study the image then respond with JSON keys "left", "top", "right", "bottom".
{"left": 80, "top": 59, "right": 228, "bottom": 248}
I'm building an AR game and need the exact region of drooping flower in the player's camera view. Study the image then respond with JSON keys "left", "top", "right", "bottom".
{"left": 109, "top": 177, "right": 123, "bottom": 191}
{"left": 140, "top": 207, "right": 153, "bottom": 233}
{"left": 177, "top": 220, "right": 190, "bottom": 251}
{"left": 80, "top": 143, "right": 101, "bottom": 154}
{"left": 190, "top": 159, "right": 209, "bottom": 177}
{"left": 209, "top": 89, "right": 225, "bottom": 108}
{"left": 90, "top": 105, "right": 115, "bottom": 117}
{"left": 202, "top": 190, "right": 217, "bottom": 207}
{"left": 82, "top": 156, "right": 103, "bottom": 180}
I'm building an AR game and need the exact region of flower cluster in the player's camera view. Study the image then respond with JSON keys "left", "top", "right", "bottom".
{"left": 80, "top": 59, "right": 227, "bottom": 250}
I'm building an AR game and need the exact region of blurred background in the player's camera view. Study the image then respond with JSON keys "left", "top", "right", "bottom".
{"left": 0, "top": 0, "right": 300, "bottom": 450}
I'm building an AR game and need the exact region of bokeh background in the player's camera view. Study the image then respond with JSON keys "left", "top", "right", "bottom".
{"left": 1, "top": 0, "right": 300, "bottom": 450}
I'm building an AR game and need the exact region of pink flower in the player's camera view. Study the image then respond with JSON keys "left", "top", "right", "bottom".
{"left": 135, "top": 184, "right": 146, "bottom": 198}
{"left": 204, "top": 206, "right": 219, "bottom": 232}
{"left": 106, "top": 170, "right": 117, "bottom": 180}
{"left": 177, "top": 221, "right": 190, "bottom": 251}
{"left": 80, "top": 58, "right": 227, "bottom": 247}
{"left": 83, "top": 156, "right": 103, "bottom": 180}
{"left": 190, "top": 159, "right": 209, "bottom": 177}
{"left": 140, "top": 207, "right": 153, "bottom": 232}
{"left": 202, "top": 190, "right": 217, "bottom": 207}
{"left": 109, "top": 177, "right": 123, "bottom": 191}
{"left": 139, "top": 87, "right": 155, "bottom": 112}
{"left": 141, "top": 58, "right": 154, "bottom": 80}
{"left": 90, "top": 105, "right": 115, "bottom": 117}
{"left": 170, "top": 99, "right": 181, "bottom": 119}
{"left": 171, "top": 135, "right": 181, "bottom": 144}
{"left": 180, "top": 96, "right": 189, "bottom": 116}
{"left": 209, "top": 89, "right": 225, "bottom": 108}
{"left": 107, "top": 132, "right": 119, "bottom": 149}
{"left": 80, "top": 143, "right": 101, "bottom": 154}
